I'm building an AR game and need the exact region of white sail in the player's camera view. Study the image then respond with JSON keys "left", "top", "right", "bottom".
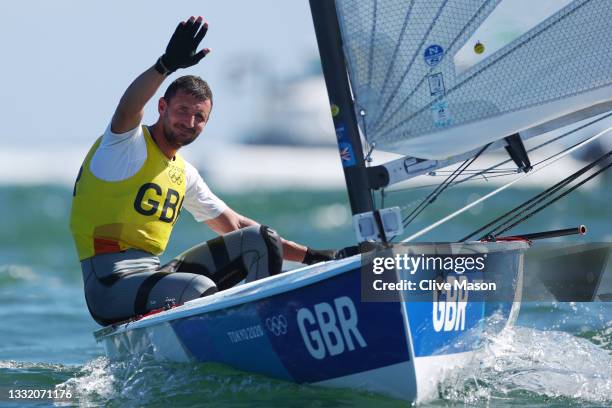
{"left": 335, "top": 0, "right": 612, "bottom": 159}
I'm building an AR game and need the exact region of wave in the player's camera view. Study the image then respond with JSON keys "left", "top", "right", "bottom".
{"left": 48, "top": 324, "right": 612, "bottom": 407}
{"left": 438, "top": 326, "right": 612, "bottom": 406}
{"left": 0, "top": 264, "right": 40, "bottom": 286}
{"left": 56, "top": 357, "right": 399, "bottom": 408}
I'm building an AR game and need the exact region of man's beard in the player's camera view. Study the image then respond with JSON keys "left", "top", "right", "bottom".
{"left": 162, "top": 118, "right": 199, "bottom": 148}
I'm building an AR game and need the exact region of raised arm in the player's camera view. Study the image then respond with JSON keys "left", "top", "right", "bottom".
{"left": 111, "top": 16, "right": 210, "bottom": 134}
{"left": 111, "top": 68, "right": 166, "bottom": 134}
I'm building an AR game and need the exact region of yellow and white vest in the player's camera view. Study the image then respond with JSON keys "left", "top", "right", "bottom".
{"left": 70, "top": 127, "right": 186, "bottom": 260}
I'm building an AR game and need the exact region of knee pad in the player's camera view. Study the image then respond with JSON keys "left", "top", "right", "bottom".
{"left": 232, "top": 225, "right": 283, "bottom": 282}
{"left": 260, "top": 225, "right": 283, "bottom": 276}
{"left": 180, "top": 275, "right": 218, "bottom": 302}
{"left": 190, "top": 225, "right": 284, "bottom": 285}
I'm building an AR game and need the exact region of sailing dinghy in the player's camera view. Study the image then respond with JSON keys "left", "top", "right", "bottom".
{"left": 94, "top": 0, "right": 612, "bottom": 402}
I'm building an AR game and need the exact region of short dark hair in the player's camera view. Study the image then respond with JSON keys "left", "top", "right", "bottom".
{"left": 163, "top": 75, "right": 213, "bottom": 108}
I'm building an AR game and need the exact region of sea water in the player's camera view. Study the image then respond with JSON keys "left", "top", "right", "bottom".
{"left": 0, "top": 185, "right": 610, "bottom": 407}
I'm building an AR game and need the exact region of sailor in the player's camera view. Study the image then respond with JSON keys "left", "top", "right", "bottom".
{"left": 70, "top": 16, "right": 338, "bottom": 326}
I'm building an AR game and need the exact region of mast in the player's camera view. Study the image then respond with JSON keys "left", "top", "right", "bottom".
{"left": 309, "top": 0, "right": 374, "bottom": 216}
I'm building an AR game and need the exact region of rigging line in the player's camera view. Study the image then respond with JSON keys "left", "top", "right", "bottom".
{"left": 401, "top": 125, "right": 612, "bottom": 243}
{"left": 400, "top": 195, "right": 437, "bottom": 212}
{"left": 387, "top": 133, "right": 604, "bottom": 196}
{"left": 401, "top": 156, "right": 470, "bottom": 225}
{"left": 532, "top": 131, "right": 612, "bottom": 168}
{"left": 432, "top": 168, "right": 518, "bottom": 174}
{"left": 384, "top": 117, "right": 608, "bottom": 197}
{"left": 366, "top": 0, "right": 379, "bottom": 90}
{"left": 386, "top": 183, "right": 447, "bottom": 194}
{"left": 358, "top": 105, "right": 374, "bottom": 162}
{"left": 381, "top": 113, "right": 612, "bottom": 199}
{"left": 534, "top": 145, "right": 590, "bottom": 167}
{"left": 444, "top": 170, "right": 517, "bottom": 183}
{"left": 391, "top": 184, "right": 442, "bottom": 212}
{"left": 471, "top": 159, "right": 605, "bottom": 241}
{"left": 493, "top": 160, "right": 612, "bottom": 238}
{"left": 371, "top": 0, "right": 446, "bottom": 128}
{"left": 373, "top": 113, "right": 611, "bottom": 198}
{"left": 402, "top": 150, "right": 474, "bottom": 228}
{"left": 371, "top": 0, "right": 493, "bottom": 132}
{"left": 483, "top": 151, "right": 612, "bottom": 239}
{"left": 431, "top": 171, "right": 517, "bottom": 177}
{"left": 529, "top": 111, "right": 612, "bottom": 165}
{"left": 385, "top": 171, "right": 519, "bottom": 196}
{"left": 401, "top": 143, "right": 490, "bottom": 231}
{"left": 398, "top": 190, "right": 441, "bottom": 213}
{"left": 461, "top": 150, "right": 612, "bottom": 241}
{"left": 375, "top": 0, "right": 592, "bottom": 139}
{"left": 367, "top": 140, "right": 377, "bottom": 210}
{"left": 364, "top": 139, "right": 376, "bottom": 163}
{"left": 528, "top": 117, "right": 612, "bottom": 166}
{"left": 435, "top": 112, "right": 612, "bottom": 187}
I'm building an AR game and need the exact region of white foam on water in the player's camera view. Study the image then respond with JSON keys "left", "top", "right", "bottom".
{"left": 56, "top": 354, "right": 271, "bottom": 406}
{"left": 0, "top": 264, "right": 40, "bottom": 282}
{"left": 54, "top": 317, "right": 611, "bottom": 406}
{"left": 0, "top": 360, "right": 67, "bottom": 371}
{"left": 438, "top": 325, "right": 612, "bottom": 405}
{"left": 57, "top": 357, "right": 115, "bottom": 405}
{"left": 591, "top": 326, "right": 612, "bottom": 351}
{"left": 58, "top": 354, "right": 394, "bottom": 407}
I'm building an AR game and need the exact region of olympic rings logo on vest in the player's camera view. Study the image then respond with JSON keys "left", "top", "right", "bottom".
{"left": 265, "top": 315, "right": 288, "bottom": 336}
{"left": 168, "top": 165, "right": 185, "bottom": 185}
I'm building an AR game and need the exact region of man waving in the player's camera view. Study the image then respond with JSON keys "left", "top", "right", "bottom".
{"left": 70, "top": 16, "right": 336, "bottom": 325}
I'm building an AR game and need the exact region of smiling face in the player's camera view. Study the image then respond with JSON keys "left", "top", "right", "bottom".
{"left": 158, "top": 89, "right": 212, "bottom": 149}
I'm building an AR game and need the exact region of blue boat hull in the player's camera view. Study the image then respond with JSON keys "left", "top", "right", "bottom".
{"left": 95, "top": 241, "right": 527, "bottom": 402}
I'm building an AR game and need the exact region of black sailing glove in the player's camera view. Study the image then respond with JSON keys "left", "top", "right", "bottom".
{"left": 302, "top": 245, "right": 361, "bottom": 265}
{"left": 303, "top": 248, "right": 336, "bottom": 265}
{"left": 334, "top": 245, "right": 360, "bottom": 259}
{"left": 155, "top": 16, "right": 209, "bottom": 76}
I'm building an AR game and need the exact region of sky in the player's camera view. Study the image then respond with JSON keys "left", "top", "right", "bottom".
{"left": 1, "top": 0, "right": 321, "bottom": 148}
{"left": 0, "top": 0, "right": 337, "bottom": 187}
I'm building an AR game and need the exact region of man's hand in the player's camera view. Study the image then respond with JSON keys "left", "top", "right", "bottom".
{"left": 302, "top": 246, "right": 360, "bottom": 265}
{"left": 303, "top": 248, "right": 335, "bottom": 265}
{"left": 156, "top": 16, "right": 210, "bottom": 75}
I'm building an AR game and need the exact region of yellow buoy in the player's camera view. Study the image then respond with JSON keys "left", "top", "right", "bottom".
{"left": 474, "top": 41, "right": 485, "bottom": 54}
